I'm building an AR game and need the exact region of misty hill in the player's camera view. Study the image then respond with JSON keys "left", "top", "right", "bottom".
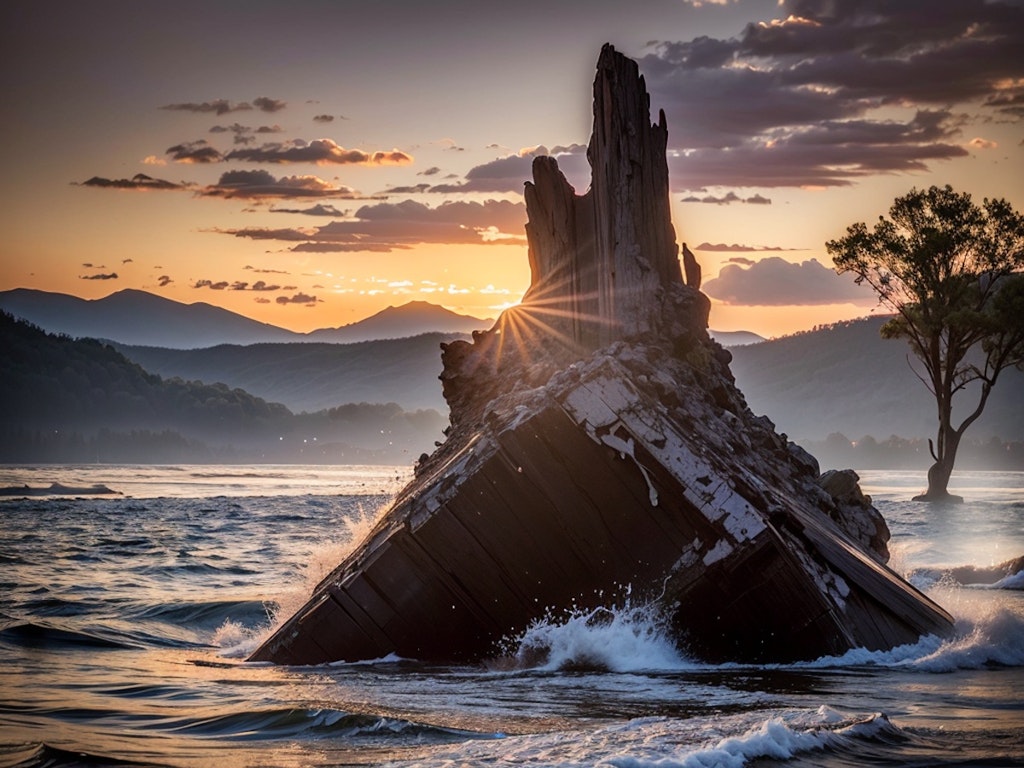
{"left": 306, "top": 300, "right": 491, "bottom": 343}
{"left": 0, "top": 312, "right": 445, "bottom": 464}
{"left": 729, "top": 316, "right": 1024, "bottom": 443}
{"left": 710, "top": 329, "right": 765, "bottom": 347}
{"left": 115, "top": 334, "right": 456, "bottom": 414}
{"left": 0, "top": 288, "right": 492, "bottom": 348}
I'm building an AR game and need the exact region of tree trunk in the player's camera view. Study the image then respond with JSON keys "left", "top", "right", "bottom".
{"left": 914, "top": 425, "right": 964, "bottom": 503}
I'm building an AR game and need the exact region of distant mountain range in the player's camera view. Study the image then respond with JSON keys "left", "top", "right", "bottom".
{"left": 0, "top": 289, "right": 492, "bottom": 348}
{"left": 0, "top": 288, "right": 762, "bottom": 348}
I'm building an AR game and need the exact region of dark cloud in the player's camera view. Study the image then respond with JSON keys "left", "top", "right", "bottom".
{"left": 76, "top": 173, "right": 188, "bottom": 191}
{"left": 211, "top": 198, "right": 527, "bottom": 253}
{"left": 79, "top": 272, "right": 118, "bottom": 280}
{"left": 269, "top": 203, "right": 346, "bottom": 216}
{"left": 290, "top": 242, "right": 401, "bottom": 253}
{"left": 209, "top": 122, "right": 276, "bottom": 145}
{"left": 695, "top": 242, "right": 796, "bottom": 252}
{"left": 680, "top": 191, "right": 772, "bottom": 205}
{"left": 160, "top": 99, "right": 252, "bottom": 116}
{"left": 640, "top": 0, "right": 1024, "bottom": 189}
{"left": 276, "top": 292, "right": 319, "bottom": 306}
{"left": 383, "top": 183, "right": 432, "bottom": 194}
{"left": 313, "top": 114, "right": 334, "bottom": 123}
{"left": 122, "top": 258, "right": 133, "bottom": 264}
{"left": 200, "top": 170, "right": 367, "bottom": 200}
{"left": 427, "top": 145, "right": 589, "bottom": 194}
{"left": 157, "top": 275, "right": 173, "bottom": 287}
{"left": 225, "top": 139, "right": 412, "bottom": 165}
{"left": 214, "top": 227, "right": 312, "bottom": 242}
{"left": 228, "top": 280, "right": 283, "bottom": 291}
{"left": 252, "top": 96, "right": 286, "bottom": 113}
{"left": 244, "top": 265, "right": 290, "bottom": 274}
{"left": 194, "top": 279, "right": 229, "bottom": 290}
{"left": 702, "top": 257, "right": 873, "bottom": 306}
{"left": 418, "top": 166, "right": 442, "bottom": 176}
{"left": 166, "top": 139, "right": 223, "bottom": 163}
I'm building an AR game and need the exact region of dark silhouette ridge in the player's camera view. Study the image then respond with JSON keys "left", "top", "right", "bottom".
{"left": 0, "top": 288, "right": 491, "bottom": 348}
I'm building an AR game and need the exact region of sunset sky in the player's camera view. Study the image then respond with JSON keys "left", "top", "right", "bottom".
{"left": 3, "top": 0, "right": 1022, "bottom": 338}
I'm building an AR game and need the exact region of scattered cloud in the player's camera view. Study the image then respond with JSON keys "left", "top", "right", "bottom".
{"left": 427, "top": 145, "right": 589, "bottom": 194}
{"left": 269, "top": 203, "right": 346, "bottom": 216}
{"left": 76, "top": 173, "right": 189, "bottom": 191}
{"left": 252, "top": 96, "right": 286, "bottom": 113}
{"left": 694, "top": 242, "right": 798, "bottom": 252}
{"left": 210, "top": 198, "right": 527, "bottom": 253}
{"left": 224, "top": 138, "right": 412, "bottom": 165}
{"left": 161, "top": 97, "right": 286, "bottom": 116}
{"left": 200, "top": 169, "right": 367, "bottom": 200}
{"left": 166, "top": 139, "right": 223, "bottom": 163}
{"left": 160, "top": 99, "right": 253, "bottom": 116}
{"left": 418, "top": 166, "right": 442, "bottom": 176}
{"left": 276, "top": 292, "right": 320, "bottom": 306}
{"left": 226, "top": 280, "right": 286, "bottom": 291}
{"left": 382, "top": 183, "right": 432, "bottom": 194}
{"left": 244, "top": 265, "right": 290, "bottom": 274}
{"left": 640, "top": 0, "right": 1024, "bottom": 189}
{"left": 681, "top": 191, "right": 773, "bottom": 205}
{"left": 208, "top": 122, "right": 285, "bottom": 146}
{"left": 157, "top": 275, "right": 173, "bottom": 287}
{"left": 313, "top": 114, "right": 334, "bottom": 123}
{"left": 80, "top": 272, "right": 118, "bottom": 280}
{"left": 142, "top": 155, "right": 167, "bottom": 166}
{"left": 194, "top": 279, "right": 229, "bottom": 290}
{"left": 213, "top": 227, "right": 313, "bottom": 242}
{"left": 969, "top": 137, "right": 998, "bottom": 149}
{"left": 702, "top": 257, "right": 874, "bottom": 306}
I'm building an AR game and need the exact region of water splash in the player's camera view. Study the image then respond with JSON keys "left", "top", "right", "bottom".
{"left": 213, "top": 501, "right": 390, "bottom": 658}
{"left": 503, "top": 599, "right": 691, "bottom": 673}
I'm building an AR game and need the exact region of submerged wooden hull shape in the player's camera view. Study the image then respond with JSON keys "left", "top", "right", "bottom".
{"left": 251, "top": 357, "right": 952, "bottom": 665}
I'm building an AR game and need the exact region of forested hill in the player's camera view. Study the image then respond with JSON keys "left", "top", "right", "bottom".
{"left": 729, "top": 316, "right": 1024, "bottom": 443}
{"left": 0, "top": 312, "right": 445, "bottom": 463}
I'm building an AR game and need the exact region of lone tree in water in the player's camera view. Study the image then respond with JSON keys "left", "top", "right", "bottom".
{"left": 827, "top": 185, "right": 1024, "bottom": 502}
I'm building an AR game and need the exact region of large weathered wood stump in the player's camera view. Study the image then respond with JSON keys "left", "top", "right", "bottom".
{"left": 250, "top": 45, "right": 953, "bottom": 666}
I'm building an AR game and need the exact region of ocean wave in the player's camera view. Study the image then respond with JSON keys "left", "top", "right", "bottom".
{"left": 134, "top": 706, "right": 491, "bottom": 743}
{"left": 388, "top": 706, "right": 899, "bottom": 767}
{"left": 0, "top": 621, "right": 143, "bottom": 651}
{"left": 0, "top": 741, "right": 166, "bottom": 767}
{"left": 128, "top": 599, "right": 270, "bottom": 631}
{"left": 793, "top": 597, "right": 1024, "bottom": 672}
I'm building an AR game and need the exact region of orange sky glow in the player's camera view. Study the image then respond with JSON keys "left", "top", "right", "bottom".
{"left": 2, "top": 0, "right": 1022, "bottom": 339}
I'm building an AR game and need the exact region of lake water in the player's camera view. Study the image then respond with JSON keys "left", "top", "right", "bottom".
{"left": 1, "top": 465, "right": 1022, "bottom": 767}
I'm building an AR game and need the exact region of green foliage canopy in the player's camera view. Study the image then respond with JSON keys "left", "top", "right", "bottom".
{"left": 827, "top": 184, "right": 1024, "bottom": 498}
